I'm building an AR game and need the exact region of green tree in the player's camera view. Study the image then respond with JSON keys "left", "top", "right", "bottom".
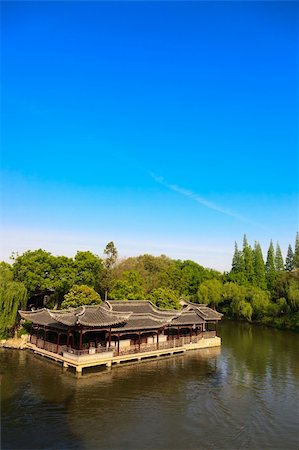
{"left": 253, "top": 241, "right": 266, "bottom": 289}
{"left": 0, "top": 263, "right": 27, "bottom": 338}
{"left": 286, "top": 277, "right": 299, "bottom": 311}
{"left": 12, "top": 249, "right": 105, "bottom": 307}
{"left": 109, "top": 271, "right": 145, "bottom": 300}
{"left": 294, "top": 232, "right": 299, "bottom": 269}
{"left": 12, "top": 249, "right": 57, "bottom": 296}
{"left": 102, "top": 242, "right": 118, "bottom": 300}
{"left": 61, "top": 285, "right": 102, "bottom": 309}
{"left": 74, "top": 251, "right": 103, "bottom": 289}
{"left": 238, "top": 300, "right": 253, "bottom": 321}
{"left": 245, "top": 286, "right": 270, "bottom": 319}
{"left": 243, "top": 235, "right": 254, "bottom": 283}
{"left": 275, "top": 243, "right": 284, "bottom": 272}
{"left": 231, "top": 242, "right": 245, "bottom": 274}
{"left": 285, "top": 245, "right": 294, "bottom": 272}
{"left": 197, "top": 279, "right": 222, "bottom": 308}
{"left": 265, "top": 240, "right": 276, "bottom": 291}
{"left": 221, "top": 282, "right": 247, "bottom": 317}
{"left": 149, "top": 287, "right": 181, "bottom": 309}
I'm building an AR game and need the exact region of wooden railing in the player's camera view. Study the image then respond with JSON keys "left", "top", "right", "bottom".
{"left": 66, "top": 347, "right": 114, "bottom": 356}
{"left": 30, "top": 331, "right": 217, "bottom": 357}
{"left": 30, "top": 336, "right": 67, "bottom": 355}
{"left": 116, "top": 332, "right": 213, "bottom": 356}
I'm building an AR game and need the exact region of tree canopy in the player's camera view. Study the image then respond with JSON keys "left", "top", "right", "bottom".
{"left": 1, "top": 233, "right": 298, "bottom": 336}
{"left": 61, "top": 285, "right": 102, "bottom": 309}
{"left": 0, "top": 263, "right": 27, "bottom": 338}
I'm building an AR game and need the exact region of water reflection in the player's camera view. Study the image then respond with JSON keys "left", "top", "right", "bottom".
{"left": 1, "top": 322, "right": 298, "bottom": 450}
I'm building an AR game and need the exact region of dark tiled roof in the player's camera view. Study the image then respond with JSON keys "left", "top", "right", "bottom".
{"left": 18, "top": 309, "right": 68, "bottom": 330}
{"left": 113, "top": 314, "right": 171, "bottom": 332}
{"left": 19, "top": 300, "right": 222, "bottom": 331}
{"left": 171, "top": 311, "right": 204, "bottom": 326}
{"left": 77, "top": 307, "right": 131, "bottom": 327}
{"left": 186, "top": 302, "right": 223, "bottom": 320}
{"left": 19, "top": 306, "right": 131, "bottom": 328}
{"left": 49, "top": 307, "right": 84, "bottom": 326}
{"left": 106, "top": 300, "right": 175, "bottom": 317}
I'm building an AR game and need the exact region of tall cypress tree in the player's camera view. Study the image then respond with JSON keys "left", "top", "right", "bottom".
{"left": 294, "top": 232, "right": 299, "bottom": 269}
{"left": 265, "top": 240, "right": 276, "bottom": 290}
{"left": 275, "top": 243, "right": 284, "bottom": 271}
{"left": 243, "top": 234, "right": 254, "bottom": 283}
{"left": 285, "top": 244, "right": 295, "bottom": 272}
{"left": 231, "top": 242, "right": 244, "bottom": 273}
{"left": 253, "top": 241, "right": 266, "bottom": 289}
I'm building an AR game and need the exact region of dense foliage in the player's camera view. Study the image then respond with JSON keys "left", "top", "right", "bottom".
{"left": 61, "top": 285, "right": 102, "bottom": 309}
{"left": 0, "top": 263, "right": 27, "bottom": 338}
{"left": 222, "top": 234, "right": 299, "bottom": 330}
{"left": 1, "top": 234, "right": 299, "bottom": 337}
{"left": 12, "top": 249, "right": 103, "bottom": 307}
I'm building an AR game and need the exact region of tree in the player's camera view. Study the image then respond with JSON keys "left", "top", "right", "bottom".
{"left": 265, "top": 240, "right": 276, "bottom": 291}
{"left": 74, "top": 251, "right": 103, "bottom": 289}
{"left": 12, "top": 249, "right": 104, "bottom": 307}
{"left": 12, "top": 249, "right": 57, "bottom": 296}
{"left": 102, "top": 242, "right": 118, "bottom": 300}
{"left": 197, "top": 279, "right": 222, "bottom": 308}
{"left": 0, "top": 263, "right": 27, "bottom": 338}
{"left": 149, "top": 287, "right": 181, "bottom": 310}
{"left": 286, "top": 277, "right": 299, "bottom": 311}
{"left": 275, "top": 243, "right": 284, "bottom": 272}
{"left": 61, "top": 285, "right": 102, "bottom": 309}
{"left": 109, "top": 271, "right": 145, "bottom": 300}
{"left": 243, "top": 235, "right": 254, "bottom": 283}
{"left": 294, "top": 232, "right": 299, "bottom": 269}
{"left": 221, "top": 282, "right": 246, "bottom": 316}
{"left": 285, "top": 245, "right": 295, "bottom": 272}
{"left": 253, "top": 241, "right": 266, "bottom": 289}
{"left": 104, "top": 241, "right": 118, "bottom": 270}
{"left": 231, "top": 242, "right": 245, "bottom": 274}
{"left": 245, "top": 286, "right": 270, "bottom": 319}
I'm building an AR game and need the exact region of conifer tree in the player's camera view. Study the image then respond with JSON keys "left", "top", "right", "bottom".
{"left": 265, "top": 240, "right": 276, "bottom": 290}
{"left": 275, "top": 243, "right": 284, "bottom": 271}
{"left": 253, "top": 241, "right": 266, "bottom": 289}
{"left": 285, "top": 244, "right": 295, "bottom": 272}
{"left": 231, "top": 242, "right": 244, "bottom": 273}
{"left": 294, "top": 232, "right": 299, "bottom": 269}
{"left": 243, "top": 235, "right": 254, "bottom": 283}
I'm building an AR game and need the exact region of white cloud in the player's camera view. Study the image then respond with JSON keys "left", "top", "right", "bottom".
{"left": 150, "top": 172, "right": 266, "bottom": 229}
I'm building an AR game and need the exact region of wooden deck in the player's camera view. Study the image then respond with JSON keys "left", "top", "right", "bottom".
{"left": 25, "top": 334, "right": 221, "bottom": 375}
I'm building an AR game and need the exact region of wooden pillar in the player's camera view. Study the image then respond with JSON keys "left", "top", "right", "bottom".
{"left": 66, "top": 329, "right": 70, "bottom": 349}
{"left": 117, "top": 333, "right": 120, "bottom": 356}
{"left": 29, "top": 323, "right": 32, "bottom": 343}
{"left": 177, "top": 326, "right": 180, "bottom": 338}
{"left": 56, "top": 332, "right": 61, "bottom": 353}
{"left": 189, "top": 327, "right": 192, "bottom": 343}
{"left": 79, "top": 328, "right": 83, "bottom": 351}
{"left": 138, "top": 332, "right": 141, "bottom": 352}
{"left": 109, "top": 327, "right": 112, "bottom": 348}
{"left": 42, "top": 327, "right": 46, "bottom": 348}
{"left": 157, "top": 330, "right": 159, "bottom": 350}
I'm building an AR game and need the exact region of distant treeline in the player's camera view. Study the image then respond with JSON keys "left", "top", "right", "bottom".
{"left": 1, "top": 235, "right": 298, "bottom": 338}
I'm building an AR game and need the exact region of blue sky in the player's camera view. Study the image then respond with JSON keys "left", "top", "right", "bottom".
{"left": 1, "top": 1, "right": 298, "bottom": 271}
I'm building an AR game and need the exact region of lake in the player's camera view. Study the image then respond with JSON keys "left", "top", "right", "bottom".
{"left": 1, "top": 320, "right": 298, "bottom": 450}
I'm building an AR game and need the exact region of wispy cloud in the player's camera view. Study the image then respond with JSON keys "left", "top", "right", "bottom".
{"left": 149, "top": 172, "right": 266, "bottom": 229}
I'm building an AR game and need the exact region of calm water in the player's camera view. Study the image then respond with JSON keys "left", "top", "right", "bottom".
{"left": 1, "top": 320, "right": 299, "bottom": 450}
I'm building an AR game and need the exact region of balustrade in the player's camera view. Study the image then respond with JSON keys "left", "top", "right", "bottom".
{"left": 29, "top": 330, "right": 216, "bottom": 357}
